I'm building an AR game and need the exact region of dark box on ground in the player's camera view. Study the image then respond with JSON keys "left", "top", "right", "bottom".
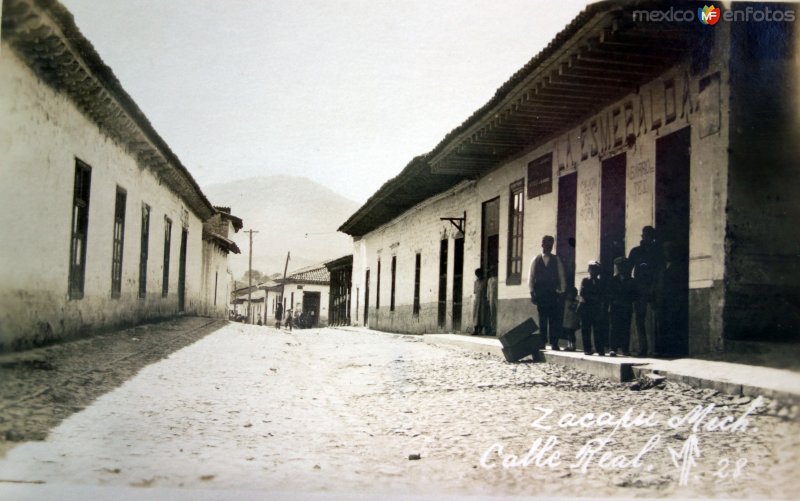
{"left": 499, "top": 318, "right": 542, "bottom": 363}
{"left": 501, "top": 335, "right": 543, "bottom": 363}
{"left": 498, "top": 317, "right": 539, "bottom": 348}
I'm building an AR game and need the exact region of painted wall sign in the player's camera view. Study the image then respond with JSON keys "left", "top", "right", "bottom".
{"left": 698, "top": 72, "right": 722, "bottom": 138}
{"left": 628, "top": 159, "right": 654, "bottom": 202}
{"left": 527, "top": 153, "right": 553, "bottom": 199}
{"left": 554, "top": 70, "right": 720, "bottom": 172}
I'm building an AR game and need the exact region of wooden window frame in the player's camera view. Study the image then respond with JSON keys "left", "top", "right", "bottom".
{"left": 162, "top": 216, "right": 172, "bottom": 297}
{"left": 507, "top": 179, "right": 525, "bottom": 285}
{"left": 68, "top": 159, "right": 91, "bottom": 300}
{"left": 139, "top": 203, "right": 150, "bottom": 299}
{"left": 390, "top": 255, "right": 397, "bottom": 312}
{"left": 413, "top": 253, "right": 421, "bottom": 316}
{"left": 110, "top": 188, "right": 127, "bottom": 298}
{"left": 376, "top": 258, "right": 381, "bottom": 310}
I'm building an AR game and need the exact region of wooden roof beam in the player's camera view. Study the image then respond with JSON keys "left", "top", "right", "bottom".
{"left": 469, "top": 138, "right": 525, "bottom": 147}
{"left": 565, "top": 55, "right": 656, "bottom": 77}
{"left": 547, "top": 74, "right": 629, "bottom": 91}
{"left": 513, "top": 109, "right": 579, "bottom": 122}
{"left": 532, "top": 89, "right": 601, "bottom": 103}
{"left": 574, "top": 52, "right": 671, "bottom": 69}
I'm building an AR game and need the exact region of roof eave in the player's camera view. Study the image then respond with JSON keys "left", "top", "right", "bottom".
{"left": 2, "top": 0, "right": 216, "bottom": 220}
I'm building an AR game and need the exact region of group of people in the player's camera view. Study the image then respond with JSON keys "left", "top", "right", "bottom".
{"left": 526, "top": 226, "right": 682, "bottom": 357}
{"left": 273, "top": 304, "right": 317, "bottom": 330}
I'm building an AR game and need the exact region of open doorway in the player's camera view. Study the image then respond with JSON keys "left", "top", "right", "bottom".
{"left": 655, "top": 127, "right": 691, "bottom": 356}
{"left": 438, "top": 239, "right": 448, "bottom": 329}
{"left": 452, "top": 237, "right": 464, "bottom": 331}
{"left": 364, "top": 269, "right": 370, "bottom": 327}
{"left": 178, "top": 228, "right": 188, "bottom": 312}
{"left": 557, "top": 173, "right": 577, "bottom": 288}
{"left": 601, "top": 153, "right": 627, "bottom": 277}
{"left": 302, "top": 291, "right": 321, "bottom": 327}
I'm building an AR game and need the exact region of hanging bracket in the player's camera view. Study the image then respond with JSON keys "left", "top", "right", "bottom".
{"left": 440, "top": 211, "right": 466, "bottom": 235}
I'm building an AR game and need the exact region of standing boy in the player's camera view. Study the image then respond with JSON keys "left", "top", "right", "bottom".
{"left": 580, "top": 260, "right": 607, "bottom": 356}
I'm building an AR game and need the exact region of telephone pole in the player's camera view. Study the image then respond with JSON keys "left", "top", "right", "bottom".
{"left": 281, "top": 251, "right": 290, "bottom": 312}
{"left": 244, "top": 229, "right": 259, "bottom": 324}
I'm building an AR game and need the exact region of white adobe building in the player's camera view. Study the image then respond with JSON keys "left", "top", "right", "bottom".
{"left": 278, "top": 263, "right": 331, "bottom": 327}
{"left": 339, "top": 1, "right": 800, "bottom": 359}
{"left": 231, "top": 263, "right": 331, "bottom": 327}
{"left": 200, "top": 207, "right": 242, "bottom": 318}
{"left": 0, "top": 0, "right": 239, "bottom": 350}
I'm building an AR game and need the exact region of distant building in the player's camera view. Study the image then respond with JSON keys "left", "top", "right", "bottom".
{"left": 278, "top": 264, "right": 331, "bottom": 327}
{"left": 231, "top": 282, "right": 274, "bottom": 325}
{"left": 200, "top": 207, "right": 242, "bottom": 318}
{"left": 339, "top": 1, "right": 800, "bottom": 358}
{"left": 230, "top": 263, "right": 332, "bottom": 328}
{"left": 0, "top": 0, "right": 239, "bottom": 350}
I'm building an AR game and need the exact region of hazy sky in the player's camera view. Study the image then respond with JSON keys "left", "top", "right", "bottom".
{"left": 61, "top": 0, "right": 591, "bottom": 203}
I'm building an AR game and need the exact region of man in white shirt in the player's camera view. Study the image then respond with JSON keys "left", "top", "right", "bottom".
{"left": 528, "top": 235, "right": 566, "bottom": 350}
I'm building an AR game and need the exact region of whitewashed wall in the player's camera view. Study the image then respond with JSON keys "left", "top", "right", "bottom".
{"left": 0, "top": 46, "right": 208, "bottom": 349}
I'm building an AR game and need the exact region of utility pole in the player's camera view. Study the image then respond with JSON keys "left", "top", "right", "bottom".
{"left": 244, "top": 229, "right": 259, "bottom": 324}
{"left": 281, "top": 251, "right": 290, "bottom": 312}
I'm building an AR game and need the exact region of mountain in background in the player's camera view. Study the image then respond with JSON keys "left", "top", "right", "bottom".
{"left": 202, "top": 175, "right": 360, "bottom": 281}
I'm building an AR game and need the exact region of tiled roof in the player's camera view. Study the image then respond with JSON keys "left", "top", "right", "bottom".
{"left": 215, "top": 207, "right": 243, "bottom": 232}
{"left": 284, "top": 264, "right": 330, "bottom": 285}
{"left": 324, "top": 254, "right": 353, "bottom": 270}
{"left": 202, "top": 229, "right": 241, "bottom": 254}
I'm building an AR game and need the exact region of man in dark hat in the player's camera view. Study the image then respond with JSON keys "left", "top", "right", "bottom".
{"left": 528, "top": 235, "right": 566, "bottom": 350}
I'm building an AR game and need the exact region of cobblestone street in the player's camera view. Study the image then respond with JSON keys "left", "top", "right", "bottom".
{"left": 0, "top": 321, "right": 798, "bottom": 499}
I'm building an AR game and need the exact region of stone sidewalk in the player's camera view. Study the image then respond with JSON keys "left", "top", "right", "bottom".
{"left": 412, "top": 331, "right": 800, "bottom": 403}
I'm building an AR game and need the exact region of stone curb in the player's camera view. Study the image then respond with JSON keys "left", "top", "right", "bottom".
{"left": 417, "top": 332, "right": 800, "bottom": 402}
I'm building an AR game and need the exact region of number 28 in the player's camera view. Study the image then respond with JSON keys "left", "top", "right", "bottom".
{"left": 714, "top": 458, "right": 747, "bottom": 480}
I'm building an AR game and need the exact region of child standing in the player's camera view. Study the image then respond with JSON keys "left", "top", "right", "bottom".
{"left": 561, "top": 286, "right": 580, "bottom": 351}
{"left": 580, "top": 260, "right": 607, "bottom": 356}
